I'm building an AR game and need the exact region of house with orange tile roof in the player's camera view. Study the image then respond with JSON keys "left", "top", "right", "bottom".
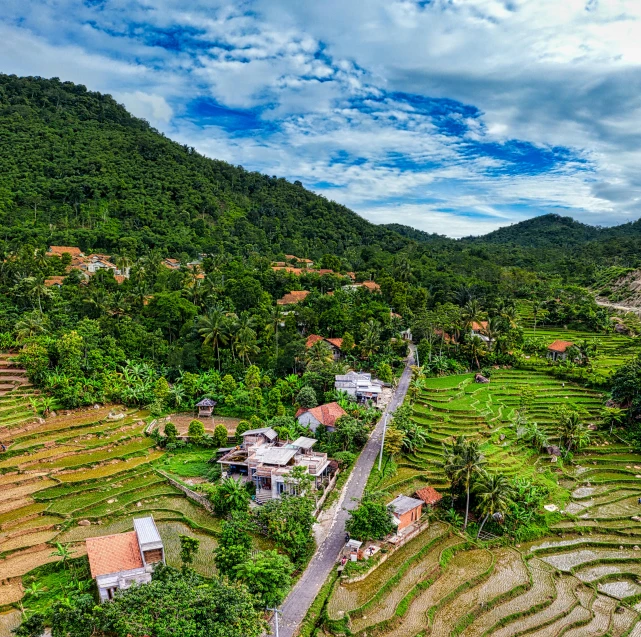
{"left": 305, "top": 334, "right": 344, "bottom": 360}
{"left": 547, "top": 340, "right": 577, "bottom": 362}
{"left": 277, "top": 290, "right": 310, "bottom": 305}
{"left": 162, "top": 257, "right": 181, "bottom": 269}
{"left": 295, "top": 402, "right": 347, "bottom": 433}
{"left": 470, "top": 320, "right": 490, "bottom": 343}
{"left": 86, "top": 516, "right": 164, "bottom": 602}
{"left": 284, "top": 254, "right": 314, "bottom": 267}
{"left": 44, "top": 276, "right": 66, "bottom": 288}
{"left": 343, "top": 280, "right": 381, "bottom": 292}
{"left": 46, "top": 246, "right": 84, "bottom": 258}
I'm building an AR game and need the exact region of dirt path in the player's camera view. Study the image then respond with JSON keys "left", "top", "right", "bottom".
{"left": 595, "top": 297, "right": 641, "bottom": 316}
{"left": 271, "top": 348, "right": 416, "bottom": 637}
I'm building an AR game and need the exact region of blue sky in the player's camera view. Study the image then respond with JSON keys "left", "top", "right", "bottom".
{"left": 2, "top": 0, "right": 641, "bottom": 237}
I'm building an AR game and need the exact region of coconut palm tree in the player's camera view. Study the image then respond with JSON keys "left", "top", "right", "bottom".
{"left": 473, "top": 473, "right": 514, "bottom": 538}
{"left": 462, "top": 299, "right": 483, "bottom": 331}
{"left": 557, "top": 409, "right": 591, "bottom": 453}
{"left": 25, "top": 277, "right": 52, "bottom": 314}
{"left": 360, "top": 319, "right": 381, "bottom": 358}
{"left": 265, "top": 304, "right": 284, "bottom": 361}
{"left": 468, "top": 335, "right": 486, "bottom": 370}
{"left": 601, "top": 406, "right": 626, "bottom": 435}
{"left": 531, "top": 300, "right": 545, "bottom": 334}
{"left": 15, "top": 312, "right": 47, "bottom": 342}
{"left": 306, "top": 340, "right": 333, "bottom": 366}
{"left": 443, "top": 435, "right": 487, "bottom": 530}
{"left": 198, "top": 306, "right": 229, "bottom": 370}
{"left": 235, "top": 327, "right": 259, "bottom": 365}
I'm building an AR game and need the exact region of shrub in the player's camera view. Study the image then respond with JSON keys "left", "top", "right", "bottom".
{"left": 188, "top": 419, "right": 205, "bottom": 441}
{"left": 212, "top": 424, "right": 229, "bottom": 448}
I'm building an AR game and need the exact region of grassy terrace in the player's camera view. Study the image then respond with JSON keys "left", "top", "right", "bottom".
{"left": 323, "top": 367, "right": 641, "bottom": 636}
{"left": 0, "top": 400, "right": 225, "bottom": 611}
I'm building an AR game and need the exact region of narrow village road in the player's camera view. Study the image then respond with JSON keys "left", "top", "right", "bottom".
{"left": 273, "top": 348, "right": 416, "bottom": 637}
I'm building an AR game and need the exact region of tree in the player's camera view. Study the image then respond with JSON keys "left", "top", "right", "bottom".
{"left": 188, "top": 419, "right": 205, "bottom": 441}
{"left": 383, "top": 426, "right": 404, "bottom": 458}
{"left": 333, "top": 415, "right": 369, "bottom": 452}
{"left": 214, "top": 512, "right": 253, "bottom": 576}
{"left": 254, "top": 496, "right": 315, "bottom": 565}
{"left": 179, "top": 535, "right": 200, "bottom": 570}
{"left": 473, "top": 473, "right": 514, "bottom": 538}
{"left": 245, "top": 364, "right": 261, "bottom": 389}
{"left": 346, "top": 497, "right": 395, "bottom": 540}
{"left": 377, "top": 362, "right": 393, "bottom": 384}
{"left": 212, "top": 424, "right": 229, "bottom": 448}
{"left": 13, "top": 613, "right": 45, "bottom": 637}
{"left": 97, "top": 573, "right": 265, "bottom": 637}
{"left": 234, "top": 550, "right": 294, "bottom": 607}
{"left": 557, "top": 407, "right": 590, "bottom": 453}
{"left": 296, "top": 385, "right": 318, "bottom": 409}
{"left": 164, "top": 422, "right": 178, "bottom": 445}
{"left": 601, "top": 406, "right": 626, "bottom": 435}
{"left": 197, "top": 306, "right": 229, "bottom": 371}
{"left": 360, "top": 320, "right": 381, "bottom": 358}
{"left": 210, "top": 477, "right": 250, "bottom": 515}
{"left": 50, "top": 543, "right": 75, "bottom": 570}
{"left": 306, "top": 340, "right": 333, "bottom": 366}
{"left": 443, "top": 436, "right": 487, "bottom": 530}
{"left": 341, "top": 332, "right": 355, "bottom": 354}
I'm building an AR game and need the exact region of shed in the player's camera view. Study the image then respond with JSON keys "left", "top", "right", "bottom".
{"left": 388, "top": 495, "right": 424, "bottom": 531}
{"left": 195, "top": 398, "right": 217, "bottom": 418}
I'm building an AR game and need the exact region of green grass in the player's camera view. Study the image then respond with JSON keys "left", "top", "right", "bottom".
{"left": 156, "top": 449, "right": 213, "bottom": 478}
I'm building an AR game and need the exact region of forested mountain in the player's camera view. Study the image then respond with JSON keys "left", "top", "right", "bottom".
{"left": 0, "top": 74, "right": 409, "bottom": 259}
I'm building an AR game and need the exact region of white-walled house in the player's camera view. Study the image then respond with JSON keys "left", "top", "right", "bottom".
{"left": 86, "top": 516, "right": 165, "bottom": 602}
{"left": 296, "top": 402, "right": 347, "bottom": 433}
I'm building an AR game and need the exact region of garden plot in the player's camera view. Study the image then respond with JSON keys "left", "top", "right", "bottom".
{"left": 157, "top": 521, "right": 218, "bottom": 578}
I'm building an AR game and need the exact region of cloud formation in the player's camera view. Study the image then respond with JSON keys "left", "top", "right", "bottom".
{"left": 1, "top": 0, "right": 640, "bottom": 236}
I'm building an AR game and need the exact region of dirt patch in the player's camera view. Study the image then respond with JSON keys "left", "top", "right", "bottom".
{"left": 167, "top": 413, "right": 241, "bottom": 435}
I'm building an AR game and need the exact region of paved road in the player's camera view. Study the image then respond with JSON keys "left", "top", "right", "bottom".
{"left": 273, "top": 349, "right": 415, "bottom": 637}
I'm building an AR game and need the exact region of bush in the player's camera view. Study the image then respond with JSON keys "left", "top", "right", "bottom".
{"left": 212, "top": 424, "right": 229, "bottom": 448}
{"left": 188, "top": 419, "right": 205, "bottom": 440}
{"left": 346, "top": 499, "right": 395, "bottom": 541}
{"left": 296, "top": 386, "right": 318, "bottom": 409}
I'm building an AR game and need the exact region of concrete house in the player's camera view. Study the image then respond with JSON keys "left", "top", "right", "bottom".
{"left": 296, "top": 402, "right": 347, "bottom": 433}
{"left": 335, "top": 371, "right": 383, "bottom": 404}
{"left": 218, "top": 429, "right": 331, "bottom": 503}
{"left": 86, "top": 516, "right": 165, "bottom": 602}
{"left": 388, "top": 495, "right": 424, "bottom": 531}
{"left": 547, "top": 340, "right": 576, "bottom": 362}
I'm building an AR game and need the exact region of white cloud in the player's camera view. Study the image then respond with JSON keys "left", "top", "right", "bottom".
{"left": 2, "top": 0, "right": 641, "bottom": 235}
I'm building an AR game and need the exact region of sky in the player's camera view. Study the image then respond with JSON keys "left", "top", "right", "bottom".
{"left": 2, "top": 0, "right": 641, "bottom": 237}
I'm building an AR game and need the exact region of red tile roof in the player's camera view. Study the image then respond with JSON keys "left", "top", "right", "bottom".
{"left": 44, "top": 276, "right": 66, "bottom": 287}
{"left": 548, "top": 340, "right": 574, "bottom": 353}
{"left": 296, "top": 402, "right": 347, "bottom": 427}
{"left": 305, "top": 335, "right": 343, "bottom": 349}
{"left": 114, "top": 275, "right": 127, "bottom": 284}
{"left": 415, "top": 486, "right": 443, "bottom": 506}
{"left": 47, "top": 246, "right": 83, "bottom": 257}
{"left": 277, "top": 290, "right": 310, "bottom": 305}
{"left": 272, "top": 266, "right": 304, "bottom": 275}
{"left": 471, "top": 321, "right": 489, "bottom": 332}
{"left": 360, "top": 281, "right": 380, "bottom": 291}
{"left": 86, "top": 531, "right": 143, "bottom": 578}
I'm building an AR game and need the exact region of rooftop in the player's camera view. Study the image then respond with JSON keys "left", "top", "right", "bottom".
{"left": 86, "top": 531, "right": 143, "bottom": 578}
{"left": 133, "top": 516, "right": 162, "bottom": 547}
{"left": 296, "top": 402, "right": 347, "bottom": 427}
{"left": 388, "top": 495, "right": 424, "bottom": 516}
{"left": 196, "top": 398, "right": 217, "bottom": 407}
{"left": 259, "top": 446, "right": 298, "bottom": 466}
{"left": 291, "top": 436, "right": 317, "bottom": 450}
{"left": 548, "top": 340, "right": 575, "bottom": 353}
{"left": 242, "top": 427, "right": 278, "bottom": 441}
{"left": 277, "top": 290, "right": 310, "bottom": 305}
{"left": 47, "top": 246, "right": 83, "bottom": 257}
{"left": 415, "top": 486, "right": 443, "bottom": 506}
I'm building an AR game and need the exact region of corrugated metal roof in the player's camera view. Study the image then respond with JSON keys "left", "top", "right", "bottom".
{"left": 388, "top": 495, "right": 423, "bottom": 516}
{"left": 133, "top": 516, "right": 162, "bottom": 546}
{"left": 242, "top": 427, "right": 278, "bottom": 440}
{"left": 291, "top": 436, "right": 317, "bottom": 449}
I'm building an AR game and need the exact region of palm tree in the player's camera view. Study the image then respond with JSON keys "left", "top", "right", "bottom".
{"left": 531, "top": 300, "right": 544, "bottom": 334}
{"left": 473, "top": 473, "right": 514, "bottom": 539}
{"left": 235, "top": 327, "right": 259, "bottom": 365}
{"left": 484, "top": 316, "right": 503, "bottom": 351}
{"left": 25, "top": 277, "right": 52, "bottom": 314}
{"left": 558, "top": 409, "right": 591, "bottom": 453}
{"left": 198, "top": 306, "right": 229, "bottom": 370}
{"left": 360, "top": 320, "right": 381, "bottom": 358}
{"left": 462, "top": 299, "right": 483, "bottom": 331}
{"left": 115, "top": 254, "right": 132, "bottom": 277}
{"left": 601, "top": 406, "right": 626, "bottom": 435}
{"left": 306, "top": 340, "right": 333, "bottom": 366}
{"left": 265, "top": 305, "right": 284, "bottom": 362}
{"left": 15, "top": 313, "right": 47, "bottom": 342}
{"left": 215, "top": 477, "right": 250, "bottom": 512}
{"left": 443, "top": 435, "right": 487, "bottom": 530}
{"left": 468, "top": 335, "right": 486, "bottom": 370}
{"left": 409, "top": 379, "right": 423, "bottom": 402}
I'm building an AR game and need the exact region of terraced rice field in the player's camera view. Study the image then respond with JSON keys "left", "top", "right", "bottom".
{"left": 0, "top": 400, "right": 222, "bottom": 612}
{"left": 324, "top": 367, "right": 641, "bottom": 635}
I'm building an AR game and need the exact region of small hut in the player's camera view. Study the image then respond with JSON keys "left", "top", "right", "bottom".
{"left": 196, "top": 398, "right": 217, "bottom": 418}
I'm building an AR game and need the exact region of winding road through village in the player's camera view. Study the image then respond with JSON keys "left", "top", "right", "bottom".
{"left": 272, "top": 348, "right": 416, "bottom": 637}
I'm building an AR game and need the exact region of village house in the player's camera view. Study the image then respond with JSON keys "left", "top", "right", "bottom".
{"left": 46, "top": 245, "right": 84, "bottom": 258}
{"left": 44, "top": 276, "right": 66, "bottom": 288}
{"left": 218, "top": 428, "right": 332, "bottom": 503}
{"left": 196, "top": 397, "right": 217, "bottom": 418}
{"left": 277, "top": 290, "right": 310, "bottom": 305}
{"left": 306, "top": 334, "right": 344, "bottom": 360}
{"left": 415, "top": 486, "right": 443, "bottom": 509}
{"left": 388, "top": 495, "right": 424, "bottom": 531}
{"left": 343, "top": 280, "right": 381, "bottom": 292}
{"left": 296, "top": 402, "right": 347, "bottom": 433}
{"left": 335, "top": 371, "right": 383, "bottom": 404}
{"left": 547, "top": 340, "right": 577, "bottom": 362}
{"left": 470, "top": 321, "right": 490, "bottom": 343}
{"left": 284, "top": 254, "right": 314, "bottom": 268}
{"left": 162, "top": 257, "right": 181, "bottom": 269}
{"left": 86, "top": 516, "right": 165, "bottom": 602}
